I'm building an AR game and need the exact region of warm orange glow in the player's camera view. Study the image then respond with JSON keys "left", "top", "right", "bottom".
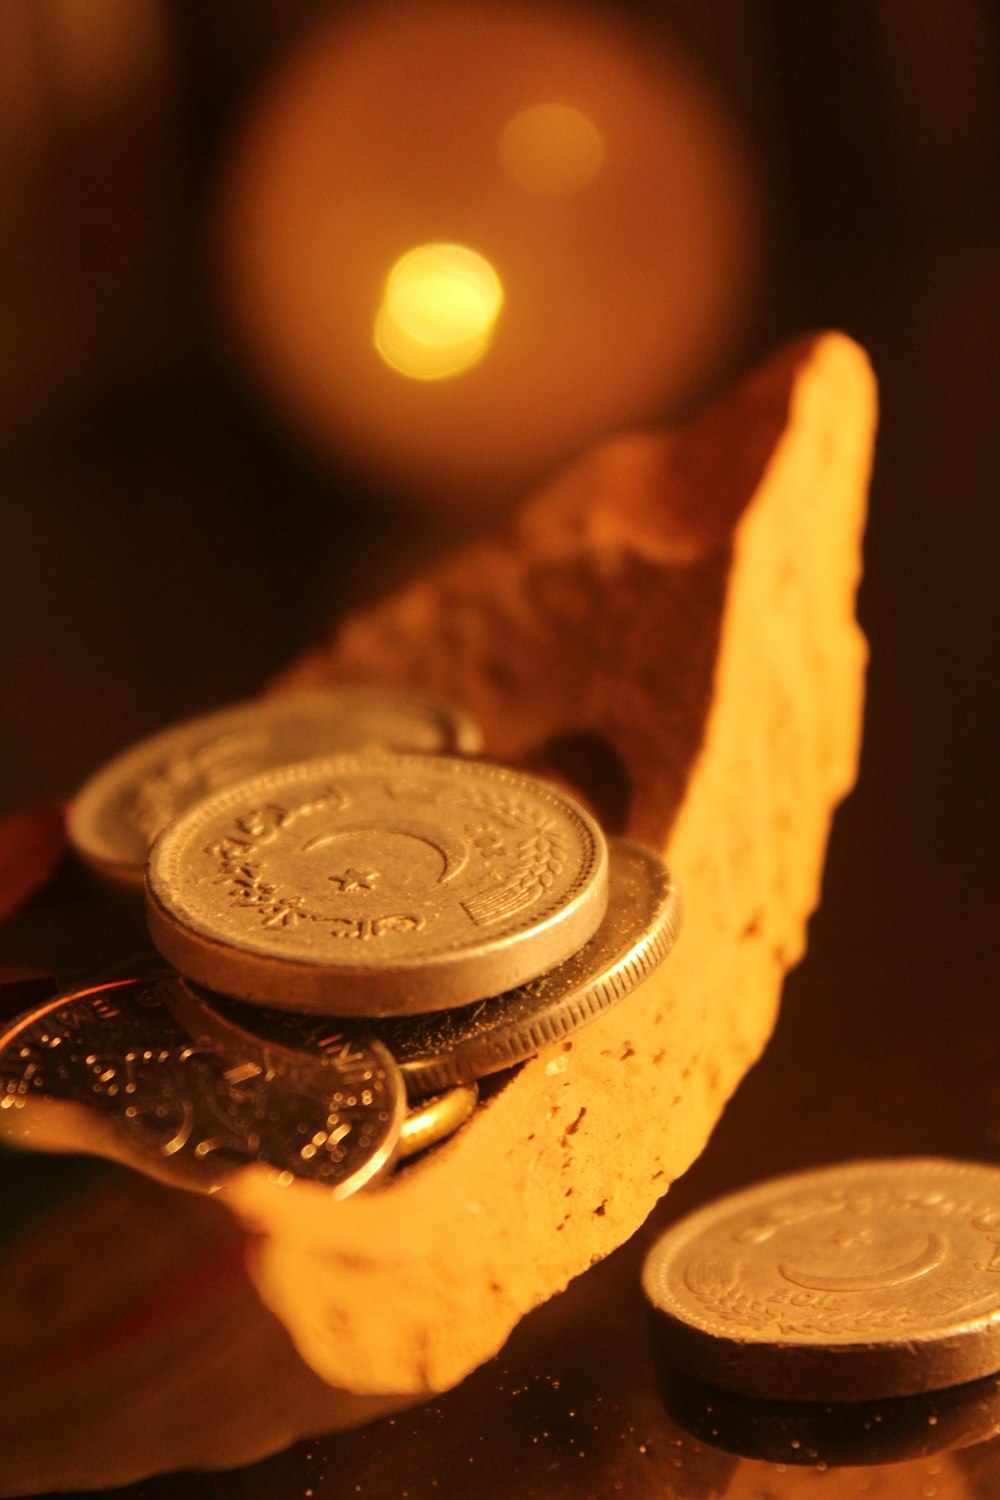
{"left": 497, "top": 102, "right": 605, "bottom": 196}
{"left": 374, "top": 243, "right": 503, "bottom": 380}
{"left": 221, "top": 0, "right": 760, "bottom": 507}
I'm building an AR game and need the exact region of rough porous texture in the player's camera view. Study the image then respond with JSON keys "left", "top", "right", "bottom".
{"left": 216, "top": 332, "right": 875, "bottom": 1397}
{"left": 0, "top": 334, "right": 875, "bottom": 1494}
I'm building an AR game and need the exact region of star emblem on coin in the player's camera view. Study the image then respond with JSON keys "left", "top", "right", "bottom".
{"left": 145, "top": 753, "right": 609, "bottom": 1015}
{"left": 328, "top": 868, "right": 379, "bottom": 893}
{"left": 643, "top": 1157, "right": 1000, "bottom": 1401}
{"left": 830, "top": 1225, "right": 874, "bottom": 1248}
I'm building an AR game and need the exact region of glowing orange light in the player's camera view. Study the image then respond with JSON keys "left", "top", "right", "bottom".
{"left": 222, "top": 0, "right": 759, "bottom": 507}
{"left": 374, "top": 243, "right": 504, "bottom": 380}
{"left": 497, "top": 102, "right": 605, "bottom": 197}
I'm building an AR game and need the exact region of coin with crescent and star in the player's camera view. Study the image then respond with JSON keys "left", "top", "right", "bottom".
{"left": 643, "top": 1157, "right": 1000, "bottom": 1401}
{"left": 144, "top": 754, "right": 609, "bottom": 1016}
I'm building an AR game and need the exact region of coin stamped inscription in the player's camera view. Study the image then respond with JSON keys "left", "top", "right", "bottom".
{"left": 0, "top": 976, "right": 404, "bottom": 1194}
{"left": 644, "top": 1159, "right": 1000, "bottom": 1401}
{"left": 146, "top": 754, "right": 607, "bottom": 1013}
{"left": 126, "top": 728, "right": 269, "bottom": 841}
{"left": 678, "top": 1174, "right": 1000, "bottom": 1341}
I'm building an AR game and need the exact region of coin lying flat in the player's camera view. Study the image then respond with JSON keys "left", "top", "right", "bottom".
{"left": 68, "top": 688, "right": 483, "bottom": 889}
{"left": 0, "top": 974, "right": 405, "bottom": 1197}
{"left": 183, "top": 840, "right": 677, "bottom": 1093}
{"left": 643, "top": 1157, "right": 1000, "bottom": 1401}
{"left": 372, "top": 840, "right": 680, "bottom": 1093}
{"left": 145, "top": 754, "right": 609, "bottom": 1016}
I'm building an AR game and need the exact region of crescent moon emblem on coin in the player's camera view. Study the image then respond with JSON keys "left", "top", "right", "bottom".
{"left": 778, "top": 1232, "right": 947, "bottom": 1293}
{"left": 302, "top": 819, "right": 469, "bottom": 881}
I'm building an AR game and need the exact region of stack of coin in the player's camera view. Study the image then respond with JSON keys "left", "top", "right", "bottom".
{"left": 67, "top": 687, "right": 484, "bottom": 892}
{"left": 3, "top": 689, "right": 682, "bottom": 1203}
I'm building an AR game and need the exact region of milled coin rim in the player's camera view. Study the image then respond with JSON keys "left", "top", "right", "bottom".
{"left": 68, "top": 688, "right": 484, "bottom": 881}
{"left": 643, "top": 1157, "right": 1000, "bottom": 1401}
{"left": 144, "top": 754, "right": 609, "bottom": 1016}
{"left": 373, "top": 839, "right": 682, "bottom": 1093}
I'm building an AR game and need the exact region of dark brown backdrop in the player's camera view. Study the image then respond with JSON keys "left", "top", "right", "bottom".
{"left": 1, "top": 3, "right": 997, "bottom": 1496}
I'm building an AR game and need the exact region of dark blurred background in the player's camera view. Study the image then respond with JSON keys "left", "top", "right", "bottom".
{"left": 1, "top": 3, "right": 998, "bottom": 1494}
{"left": 1, "top": 0, "right": 997, "bottom": 1204}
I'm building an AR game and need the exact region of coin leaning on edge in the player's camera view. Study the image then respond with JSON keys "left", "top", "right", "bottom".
{"left": 0, "top": 973, "right": 406, "bottom": 1198}
{"left": 643, "top": 1157, "right": 1000, "bottom": 1402}
{"left": 68, "top": 687, "right": 484, "bottom": 889}
{"left": 144, "top": 753, "right": 610, "bottom": 1016}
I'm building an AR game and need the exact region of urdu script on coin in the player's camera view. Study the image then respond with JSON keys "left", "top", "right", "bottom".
{"left": 68, "top": 688, "right": 483, "bottom": 886}
{"left": 145, "top": 755, "right": 608, "bottom": 1015}
{"left": 643, "top": 1157, "right": 1000, "bottom": 1401}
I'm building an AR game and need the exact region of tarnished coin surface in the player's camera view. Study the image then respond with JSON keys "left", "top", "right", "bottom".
{"left": 373, "top": 840, "right": 681, "bottom": 1094}
{"left": 0, "top": 974, "right": 405, "bottom": 1197}
{"left": 643, "top": 1157, "right": 1000, "bottom": 1401}
{"left": 146, "top": 755, "right": 609, "bottom": 1015}
{"left": 68, "top": 688, "right": 483, "bottom": 889}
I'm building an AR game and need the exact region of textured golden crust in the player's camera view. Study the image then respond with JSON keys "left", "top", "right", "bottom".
{"left": 212, "top": 332, "right": 874, "bottom": 1397}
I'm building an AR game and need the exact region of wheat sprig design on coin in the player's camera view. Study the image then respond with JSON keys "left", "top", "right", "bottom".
{"left": 684, "top": 1258, "right": 777, "bottom": 1330}
{"left": 771, "top": 1299, "right": 922, "bottom": 1339}
{"left": 683, "top": 1258, "right": 924, "bottom": 1336}
{"left": 461, "top": 791, "right": 569, "bottom": 926}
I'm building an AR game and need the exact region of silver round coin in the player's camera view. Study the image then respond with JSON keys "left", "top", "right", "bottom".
{"left": 145, "top": 754, "right": 609, "bottom": 1016}
{"left": 68, "top": 688, "right": 483, "bottom": 889}
{"left": 643, "top": 1157, "right": 1000, "bottom": 1401}
{"left": 0, "top": 974, "right": 405, "bottom": 1197}
{"left": 372, "top": 840, "right": 681, "bottom": 1094}
{"left": 174, "top": 983, "right": 480, "bottom": 1162}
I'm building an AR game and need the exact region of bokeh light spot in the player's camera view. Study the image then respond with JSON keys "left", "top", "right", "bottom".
{"left": 374, "top": 243, "right": 503, "bottom": 380}
{"left": 497, "top": 102, "right": 605, "bottom": 197}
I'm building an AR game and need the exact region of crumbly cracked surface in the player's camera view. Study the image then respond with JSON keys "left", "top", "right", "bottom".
{"left": 217, "top": 332, "right": 875, "bottom": 1397}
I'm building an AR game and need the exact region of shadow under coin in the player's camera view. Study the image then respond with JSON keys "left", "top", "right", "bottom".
{"left": 655, "top": 1358, "right": 1000, "bottom": 1468}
